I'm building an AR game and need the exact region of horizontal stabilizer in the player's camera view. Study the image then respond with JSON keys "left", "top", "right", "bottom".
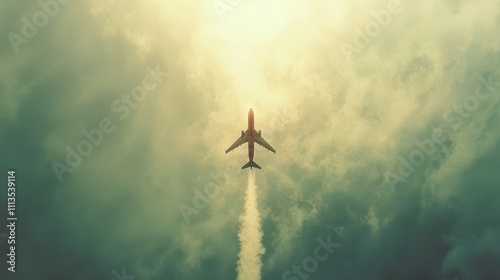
{"left": 241, "top": 161, "right": 261, "bottom": 170}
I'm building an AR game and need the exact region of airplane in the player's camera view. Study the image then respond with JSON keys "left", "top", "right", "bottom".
{"left": 225, "top": 108, "right": 276, "bottom": 169}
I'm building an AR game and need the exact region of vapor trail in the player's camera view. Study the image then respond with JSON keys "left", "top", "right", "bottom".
{"left": 236, "top": 170, "right": 265, "bottom": 280}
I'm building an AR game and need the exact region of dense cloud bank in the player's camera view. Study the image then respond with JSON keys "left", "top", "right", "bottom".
{"left": 0, "top": 0, "right": 499, "bottom": 279}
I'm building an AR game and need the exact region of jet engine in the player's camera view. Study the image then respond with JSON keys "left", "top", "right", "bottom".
{"left": 258, "top": 130, "right": 261, "bottom": 136}
{"left": 241, "top": 130, "right": 245, "bottom": 137}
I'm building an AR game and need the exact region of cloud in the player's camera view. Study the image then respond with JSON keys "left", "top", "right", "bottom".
{"left": 0, "top": 0, "right": 499, "bottom": 279}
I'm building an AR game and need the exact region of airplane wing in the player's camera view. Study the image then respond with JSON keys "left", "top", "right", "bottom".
{"left": 254, "top": 130, "right": 276, "bottom": 153}
{"left": 225, "top": 130, "right": 249, "bottom": 153}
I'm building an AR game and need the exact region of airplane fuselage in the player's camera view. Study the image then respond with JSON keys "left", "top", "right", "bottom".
{"left": 248, "top": 108, "right": 255, "bottom": 164}
{"left": 225, "top": 108, "right": 275, "bottom": 169}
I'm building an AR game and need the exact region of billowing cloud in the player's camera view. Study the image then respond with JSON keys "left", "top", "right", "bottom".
{"left": 0, "top": 0, "right": 499, "bottom": 279}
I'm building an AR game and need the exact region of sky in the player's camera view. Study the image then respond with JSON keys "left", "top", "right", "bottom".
{"left": 0, "top": 0, "right": 499, "bottom": 279}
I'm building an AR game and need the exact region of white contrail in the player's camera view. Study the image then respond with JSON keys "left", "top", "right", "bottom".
{"left": 237, "top": 170, "right": 266, "bottom": 280}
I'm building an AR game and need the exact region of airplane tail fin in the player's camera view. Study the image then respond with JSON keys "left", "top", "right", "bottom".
{"left": 241, "top": 161, "right": 261, "bottom": 170}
